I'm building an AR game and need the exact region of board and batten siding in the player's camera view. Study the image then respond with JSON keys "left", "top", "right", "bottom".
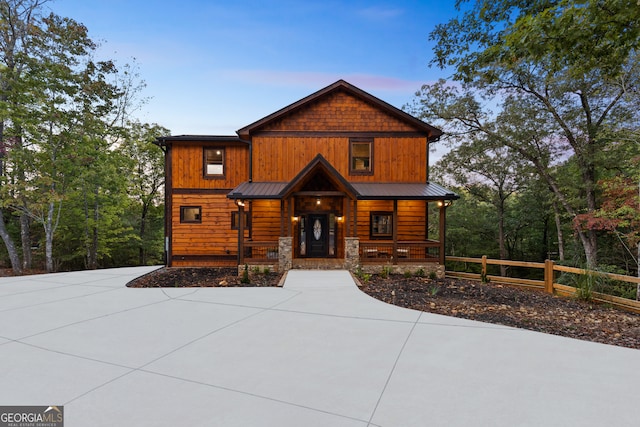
{"left": 171, "top": 142, "right": 248, "bottom": 189}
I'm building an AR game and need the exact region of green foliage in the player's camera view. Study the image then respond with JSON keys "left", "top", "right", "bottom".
{"left": 380, "top": 265, "right": 392, "bottom": 279}
{"left": 403, "top": 270, "right": 412, "bottom": 278}
{"left": 263, "top": 267, "right": 271, "bottom": 275}
{"left": 241, "top": 264, "right": 250, "bottom": 284}
{"left": 415, "top": 268, "right": 425, "bottom": 277}
{"left": 428, "top": 271, "right": 437, "bottom": 280}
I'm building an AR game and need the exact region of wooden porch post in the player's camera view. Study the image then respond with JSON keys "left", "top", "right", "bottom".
{"left": 287, "top": 198, "right": 293, "bottom": 237}
{"left": 393, "top": 199, "right": 398, "bottom": 265}
{"left": 345, "top": 198, "right": 351, "bottom": 237}
{"left": 353, "top": 199, "right": 358, "bottom": 237}
{"left": 238, "top": 203, "right": 245, "bottom": 265}
{"left": 280, "top": 200, "right": 284, "bottom": 237}
{"left": 439, "top": 202, "right": 446, "bottom": 265}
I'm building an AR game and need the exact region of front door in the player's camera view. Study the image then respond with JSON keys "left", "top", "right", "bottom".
{"left": 307, "top": 214, "right": 328, "bottom": 257}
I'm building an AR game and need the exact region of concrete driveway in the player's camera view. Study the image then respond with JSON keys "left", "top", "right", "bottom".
{"left": 0, "top": 267, "right": 637, "bottom": 426}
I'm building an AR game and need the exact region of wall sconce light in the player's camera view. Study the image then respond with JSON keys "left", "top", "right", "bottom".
{"left": 437, "top": 200, "right": 452, "bottom": 208}
{"left": 337, "top": 216, "right": 344, "bottom": 222}
{"left": 234, "top": 199, "right": 245, "bottom": 207}
{"left": 292, "top": 216, "right": 300, "bottom": 222}
{"left": 316, "top": 198, "right": 321, "bottom": 206}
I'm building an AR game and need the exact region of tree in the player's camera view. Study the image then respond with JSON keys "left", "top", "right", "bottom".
{"left": 420, "top": 0, "right": 640, "bottom": 268}
{"left": 119, "top": 121, "right": 168, "bottom": 265}
{"left": 436, "top": 133, "right": 527, "bottom": 275}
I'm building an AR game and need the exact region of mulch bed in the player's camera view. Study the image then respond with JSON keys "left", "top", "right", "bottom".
{"left": 126, "top": 267, "right": 640, "bottom": 350}
{"left": 126, "top": 267, "right": 283, "bottom": 288}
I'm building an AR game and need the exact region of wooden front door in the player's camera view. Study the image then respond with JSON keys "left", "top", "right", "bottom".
{"left": 307, "top": 214, "right": 328, "bottom": 258}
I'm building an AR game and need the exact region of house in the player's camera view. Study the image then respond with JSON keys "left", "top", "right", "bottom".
{"left": 154, "top": 80, "right": 458, "bottom": 275}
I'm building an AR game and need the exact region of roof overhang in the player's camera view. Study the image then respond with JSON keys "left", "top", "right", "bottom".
{"left": 154, "top": 135, "right": 250, "bottom": 147}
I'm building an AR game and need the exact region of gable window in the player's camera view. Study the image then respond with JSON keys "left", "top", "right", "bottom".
{"left": 350, "top": 138, "right": 373, "bottom": 175}
{"left": 231, "top": 211, "right": 251, "bottom": 230}
{"left": 204, "top": 148, "right": 224, "bottom": 177}
{"left": 370, "top": 212, "right": 392, "bottom": 239}
{"left": 180, "top": 206, "right": 202, "bottom": 223}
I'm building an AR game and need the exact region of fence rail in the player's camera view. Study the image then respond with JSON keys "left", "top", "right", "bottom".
{"left": 446, "top": 255, "right": 640, "bottom": 314}
{"left": 360, "top": 240, "right": 440, "bottom": 264}
{"left": 242, "top": 241, "right": 279, "bottom": 264}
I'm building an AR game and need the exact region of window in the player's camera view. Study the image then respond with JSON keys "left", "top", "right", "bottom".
{"left": 350, "top": 139, "right": 372, "bottom": 175}
{"left": 180, "top": 206, "right": 202, "bottom": 223}
{"left": 370, "top": 212, "right": 392, "bottom": 239}
{"left": 204, "top": 148, "right": 224, "bottom": 177}
{"left": 231, "top": 212, "right": 251, "bottom": 230}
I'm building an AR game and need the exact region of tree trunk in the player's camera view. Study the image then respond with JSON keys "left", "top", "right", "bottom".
{"left": 498, "top": 202, "right": 507, "bottom": 277}
{"left": 45, "top": 202, "right": 55, "bottom": 273}
{"left": 0, "top": 208, "right": 22, "bottom": 274}
{"left": 552, "top": 200, "right": 565, "bottom": 261}
{"left": 20, "top": 213, "right": 32, "bottom": 270}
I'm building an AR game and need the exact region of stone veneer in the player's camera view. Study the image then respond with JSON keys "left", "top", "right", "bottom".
{"left": 278, "top": 236, "right": 293, "bottom": 271}
{"left": 344, "top": 237, "right": 360, "bottom": 271}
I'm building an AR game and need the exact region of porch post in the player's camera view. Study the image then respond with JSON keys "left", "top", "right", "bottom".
{"left": 345, "top": 198, "right": 351, "bottom": 237}
{"left": 287, "top": 198, "right": 293, "bottom": 237}
{"left": 280, "top": 200, "right": 285, "bottom": 237}
{"left": 238, "top": 203, "right": 245, "bottom": 265}
{"left": 393, "top": 199, "right": 398, "bottom": 265}
{"left": 353, "top": 199, "right": 358, "bottom": 237}
{"left": 439, "top": 202, "right": 446, "bottom": 265}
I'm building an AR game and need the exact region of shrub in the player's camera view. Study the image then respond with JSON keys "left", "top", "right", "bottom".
{"left": 241, "top": 264, "right": 250, "bottom": 284}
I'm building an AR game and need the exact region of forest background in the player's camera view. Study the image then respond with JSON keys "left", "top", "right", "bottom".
{"left": 0, "top": 0, "right": 638, "bottom": 279}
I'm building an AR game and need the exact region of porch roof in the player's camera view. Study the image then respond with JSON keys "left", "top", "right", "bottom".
{"left": 352, "top": 182, "right": 459, "bottom": 200}
{"left": 228, "top": 181, "right": 458, "bottom": 201}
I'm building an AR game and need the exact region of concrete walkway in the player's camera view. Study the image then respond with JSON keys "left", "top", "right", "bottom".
{"left": 0, "top": 267, "right": 637, "bottom": 426}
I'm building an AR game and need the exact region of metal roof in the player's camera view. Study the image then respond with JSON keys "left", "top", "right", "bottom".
{"left": 352, "top": 182, "right": 459, "bottom": 200}
{"left": 228, "top": 182, "right": 288, "bottom": 199}
{"left": 228, "top": 181, "right": 458, "bottom": 201}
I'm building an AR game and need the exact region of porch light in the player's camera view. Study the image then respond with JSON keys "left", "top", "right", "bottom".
{"left": 316, "top": 198, "right": 321, "bottom": 205}
{"left": 337, "top": 216, "right": 344, "bottom": 222}
{"left": 234, "top": 199, "right": 245, "bottom": 207}
{"left": 437, "top": 200, "right": 452, "bottom": 208}
{"left": 293, "top": 216, "right": 300, "bottom": 222}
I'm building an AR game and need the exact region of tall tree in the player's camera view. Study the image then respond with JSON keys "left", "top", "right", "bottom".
{"left": 420, "top": 0, "right": 640, "bottom": 268}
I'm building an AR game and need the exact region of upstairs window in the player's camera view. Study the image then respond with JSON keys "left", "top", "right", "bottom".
{"left": 350, "top": 138, "right": 373, "bottom": 175}
{"left": 204, "top": 148, "right": 224, "bottom": 177}
{"left": 180, "top": 206, "right": 202, "bottom": 223}
{"left": 370, "top": 212, "right": 392, "bottom": 239}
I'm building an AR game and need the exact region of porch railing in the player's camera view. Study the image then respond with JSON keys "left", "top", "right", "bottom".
{"left": 360, "top": 240, "right": 440, "bottom": 264}
{"left": 242, "top": 241, "right": 279, "bottom": 264}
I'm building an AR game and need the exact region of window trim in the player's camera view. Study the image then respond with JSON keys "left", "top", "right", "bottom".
{"left": 203, "top": 147, "right": 225, "bottom": 179}
{"left": 180, "top": 206, "right": 202, "bottom": 224}
{"left": 370, "top": 211, "right": 393, "bottom": 239}
{"left": 231, "top": 211, "right": 251, "bottom": 230}
{"left": 349, "top": 138, "right": 373, "bottom": 175}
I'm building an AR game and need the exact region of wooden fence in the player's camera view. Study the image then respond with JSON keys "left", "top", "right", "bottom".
{"left": 446, "top": 256, "right": 640, "bottom": 314}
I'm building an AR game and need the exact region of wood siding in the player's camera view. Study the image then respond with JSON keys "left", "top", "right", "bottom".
{"left": 171, "top": 142, "right": 248, "bottom": 189}
{"left": 250, "top": 200, "right": 282, "bottom": 242}
{"left": 171, "top": 194, "right": 245, "bottom": 256}
{"left": 260, "top": 91, "right": 417, "bottom": 132}
{"left": 252, "top": 136, "right": 427, "bottom": 182}
{"left": 356, "top": 200, "right": 427, "bottom": 240}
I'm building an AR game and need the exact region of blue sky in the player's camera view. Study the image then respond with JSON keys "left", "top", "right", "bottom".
{"left": 51, "top": 0, "right": 458, "bottom": 136}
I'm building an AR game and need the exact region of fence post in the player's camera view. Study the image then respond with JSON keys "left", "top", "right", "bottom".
{"left": 481, "top": 255, "right": 487, "bottom": 279}
{"left": 544, "top": 259, "right": 555, "bottom": 294}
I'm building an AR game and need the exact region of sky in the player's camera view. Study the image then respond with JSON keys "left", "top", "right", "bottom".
{"left": 50, "top": 0, "right": 459, "bottom": 138}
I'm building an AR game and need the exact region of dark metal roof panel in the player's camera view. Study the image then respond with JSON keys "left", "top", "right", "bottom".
{"left": 228, "top": 182, "right": 287, "bottom": 199}
{"left": 352, "top": 182, "right": 459, "bottom": 200}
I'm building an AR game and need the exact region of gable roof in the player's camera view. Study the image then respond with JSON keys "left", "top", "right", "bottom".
{"left": 236, "top": 80, "right": 442, "bottom": 141}
{"left": 279, "top": 154, "right": 358, "bottom": 199}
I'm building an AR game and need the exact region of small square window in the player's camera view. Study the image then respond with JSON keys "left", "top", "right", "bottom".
{"left": 204, "top": 148, "right": 224, "bottom": 177}
{"left": 371, "top": 212, "right": 392, "bottom": 239}
{"left": 350, "top": 139, "right": 373, "bottom": 175}
{"left": 180, "top": 206, "right": 201, "bottom": 223}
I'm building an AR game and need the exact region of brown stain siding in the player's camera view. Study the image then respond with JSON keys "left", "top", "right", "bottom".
{"left": 260, "top": 91, "right": 417, "bottom": 132}
{"left": 356, "top": 200, "right": 427, "bottom": 240}
{"left": 252, "top": 136, "right": 427, "bottom": 182}
{"left": 171, "top": 142, "right": 249, "bottom": 189}
{"left": 171, "top": 194, "right": 244, "bottom": 257}
{"left": 250, "top": 200, "right": 282, "bottom": 242}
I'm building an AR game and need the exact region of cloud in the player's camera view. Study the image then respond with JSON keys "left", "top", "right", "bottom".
{"left": 356, "top": 6, "right": 404, "bottom": 21}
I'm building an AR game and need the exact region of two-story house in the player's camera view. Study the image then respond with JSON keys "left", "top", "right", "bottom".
{"left": 154, "top": 80, "right": 458, "bottom": 275}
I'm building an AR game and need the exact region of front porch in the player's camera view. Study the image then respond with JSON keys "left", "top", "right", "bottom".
{"left": 229, "top": 154, "right": 457, "bottom": 276}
